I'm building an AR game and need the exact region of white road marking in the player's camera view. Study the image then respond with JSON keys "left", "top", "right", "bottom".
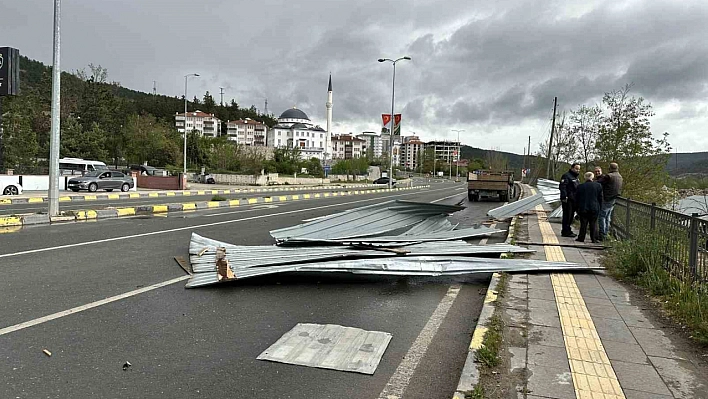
{"left": 430, "top": 188, "right": 466, "bottom": 203}
{"left": 0, "top": 187, "right": 449, "bottom": 259}
{"left": 0, "top": 275, "right": 190, "bottom": 336}
{"left": 479, "top": 222, "right": 497, "bottom": 245}
{"left": 378, "top": 285, "right": 462, "bottom": 399}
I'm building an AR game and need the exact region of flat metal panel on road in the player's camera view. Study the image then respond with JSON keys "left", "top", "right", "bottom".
{"left": 257, "top": 323, "right": 392, "bottom": 375}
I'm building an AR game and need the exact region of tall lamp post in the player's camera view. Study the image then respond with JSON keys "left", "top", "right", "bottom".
{"left": 378, "top": 56, "right": 411, "bottom": 189}
{"left": 451, "top": 129, "right": 464, "bottom": 181}
{"left": 48, "top": 0, "right": 62, "bottom": 216}
{"left": 183, "top": 73, "right": 200, "bottom": 178}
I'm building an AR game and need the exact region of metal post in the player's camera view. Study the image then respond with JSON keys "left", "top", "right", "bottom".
{"left": 546, "top": 96, "right": 558, "bottom": 179}
{"left": 650, "top": 203, "right": 656, "bottom": 230}
{"left": 48, "top": 0, "right": 62, "bottom": 217}
{"left": 447, "top": 141, "right": 451, "bottom": 180}
{"left": 625, "top": 198, "right": 631, "bottom": 238}
{"left": 689, "top": 213, "right": 699, "bottom": 280}
{"left": 388, "top": 63, "right": 396, "bottom": 189}
{"left": 451, "top": 129, "right": 463, "bottom": 180}
{"left": 183, "top": 76, "right": 188, "bottom": 177}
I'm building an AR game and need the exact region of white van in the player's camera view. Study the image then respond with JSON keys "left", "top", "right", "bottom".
{"left": 59, "top": 158, "right": 108, "bottom": 176}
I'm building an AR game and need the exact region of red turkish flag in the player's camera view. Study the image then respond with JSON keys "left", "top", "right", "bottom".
{"left": 382, "top": 114, "right": 392, "bottom": 127}
{"left": 394, "top": 114, "right": 401, "bottom": 126}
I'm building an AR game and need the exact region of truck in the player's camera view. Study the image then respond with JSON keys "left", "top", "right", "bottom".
{"left": 467, "top": 170, "right": 514, "bottom": 202}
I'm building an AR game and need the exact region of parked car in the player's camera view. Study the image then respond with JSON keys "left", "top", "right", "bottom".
{"left": 126, "top": 164, "right": 167, "bottom": 176}
{"left": 373, "top": 177, "right": 396, "bottom": 186}
{"left": 1, "top": 180, "right": 23, "bottom": 196}
{"left": 67, "top": 171, "right": 134, "bottom": 192}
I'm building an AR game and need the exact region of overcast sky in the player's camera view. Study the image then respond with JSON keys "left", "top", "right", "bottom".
{"left": 2, "top": 0, "right": 707, "bottom": 154}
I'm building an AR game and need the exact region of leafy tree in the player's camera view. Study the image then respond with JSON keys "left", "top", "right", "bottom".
{"left": 569, "top": 104, "right": 602, "bottom": 168}
{"left": 265, "top": 147, "right": 302, "bottom": 175}
{"left": 305, "top": 157, "right": 324, "bottom": 177}
{"left": 60, "top": 117, "right": 108, "bottom": 161}
{"left": 485, "top": 150, "right": 510, "bottom": 171}
{"left": 122, "top": 114, "right": 180, "bottom": 167}
{"left": 208, "top": 137, "right": 241, "bottom": 172}
{"left": 202, "top": 91, "right": 216, "bottom": 114}
{"left": 596, "top": 84, "right": 671, "bottom": 203}
{"left": 1, "top": 96, "right": 39, "bottom": 173}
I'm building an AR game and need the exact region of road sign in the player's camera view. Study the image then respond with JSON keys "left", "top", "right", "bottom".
{"left": 0, "top": 47, "right": 20, "bottom": 96}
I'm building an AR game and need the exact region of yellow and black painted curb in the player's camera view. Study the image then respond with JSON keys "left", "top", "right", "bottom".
{"left": 0, "top": 183, "right": 381, "bottom": 206}
{"left": 0, "top": 185, "right": 428, "bottom": 228}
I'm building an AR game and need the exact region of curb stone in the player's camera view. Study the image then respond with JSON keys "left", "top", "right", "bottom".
{"left": 0, "top": 183, "right": 385, "bottom": 205}
{"left": 453, "top": 181, "right": 524, "bottom": 399}
{"left": 0, "top": 186, "right": 428, "bottom": 228}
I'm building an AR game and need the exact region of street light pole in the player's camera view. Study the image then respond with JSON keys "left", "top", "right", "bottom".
{"left": 48, "top": 0, "right": 61, "bottom": 217}
{"left": 451, "top": 129, "right": 464, "bottom": 180}
{"left": 378, "top": 56, "right": 410, "bottom": 189}
{"left": 183, "top": 73, "right": 199, "bottom": 179}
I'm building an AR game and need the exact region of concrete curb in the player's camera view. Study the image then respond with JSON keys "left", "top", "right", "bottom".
{"left": 0, "top": 183, "right": 382, "bottom": 205}
{"left": 452, "top": 181, "right": 524, "bottom": 399}
{"left": 0, "top": 185, "right": 428, "bottom": 227}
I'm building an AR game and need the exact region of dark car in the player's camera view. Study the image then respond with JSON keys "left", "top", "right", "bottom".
{"left": 67, "top": 171, "right": 134, "bottom": 192}
{"left": 373, "top": 177, "right": 396, "bottom": 186}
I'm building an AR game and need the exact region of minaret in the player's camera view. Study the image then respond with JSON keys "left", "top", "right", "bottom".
{"left": 326, "top": 74, "right": 333, "bottom": 161}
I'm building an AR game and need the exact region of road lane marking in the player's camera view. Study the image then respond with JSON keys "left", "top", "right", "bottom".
{"left": 378, "top": 285, "right": 462, "bottom": 399}
{"left": 0, "top": 187, "right": 446, "bottom": 259}
{"left": 0, "top": 275, "right": 190, "bottom": 336}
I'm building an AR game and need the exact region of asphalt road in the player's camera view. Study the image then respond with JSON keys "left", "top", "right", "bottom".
{"left": 0, "top": 180, "right": 512, "bottom": 399}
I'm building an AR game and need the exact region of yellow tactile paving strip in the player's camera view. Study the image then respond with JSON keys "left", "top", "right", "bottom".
{"left": 535, "top": 203, "right": 626, "bottom": 399}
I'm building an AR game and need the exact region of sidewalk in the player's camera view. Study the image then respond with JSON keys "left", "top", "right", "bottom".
{"left": 456, "top": 184, "right": 708, "bottom": 399}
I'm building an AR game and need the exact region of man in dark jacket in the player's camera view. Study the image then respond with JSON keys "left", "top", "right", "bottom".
{"left": 559, "top": 163, "right": 581, "bottom": 237}
{"left": 596, "top": 162, "right": 624, "bottom": 240}
{"left": 575, "top": 172, "right": 603, "bottom": 243}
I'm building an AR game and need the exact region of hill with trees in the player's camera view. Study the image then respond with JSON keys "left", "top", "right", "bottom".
{"left": 0, "top": 56, "right": 277, "bottom": 174}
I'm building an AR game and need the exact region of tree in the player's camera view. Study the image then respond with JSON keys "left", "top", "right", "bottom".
{"left": 122, "top": 114, "right": 180, "bottom": 167}
{"left": 265, "top": 147, "right": 302, "bottom": 175}
{"left": 60, "top": 117, "right": 108, "bottom": 161}
{"left": 569, "top": 104, "right": 602, "bottom": 168}
{"left": 207, "top": 137, "right": 241, "bottom": 172}
{"left": 596, "top": 84, "right": 671, "bottom": 203}
{"left": 485, "top": 150, "right": 510, "bottom": 171}
{"left": 1, "top": 96, "right": 39, "bottom": 173}
{"left": 202, "top": 91, "right": 216, "bottom": 114}
{"left": 305, "top": 157, "right": 324, "bottom": 177}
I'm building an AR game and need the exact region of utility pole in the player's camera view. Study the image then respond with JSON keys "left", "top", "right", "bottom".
{"left": 153, "top": 81, "right": 157, "bottom": 96}
{"left": 48, "top": 0, "right": 62, "bottom": 216}
{"left": 545, "top": 96, "right": 558, "bottom": 179}
{"left": 219, "top": 87, "right": 224, "bottom": 107}
{"left": 264, "top": 98, "right": 268, "bottom": 116}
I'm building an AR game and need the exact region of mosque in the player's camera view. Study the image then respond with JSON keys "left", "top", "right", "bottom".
{"left": 267, "top": 75, "right": 334, "bottom": 161}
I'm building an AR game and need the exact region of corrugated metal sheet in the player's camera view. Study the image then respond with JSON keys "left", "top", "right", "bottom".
{"left": 548, "top": 205, "right": 563, "bottom": 222}
{"left": 286, "top": 225, "right": 504, "bottom": 246}
{"left": 185, "top": 254, "right": 593, "bottom": 288}
{"left": 487, "top": 193, "right": 546, "bottom": 219}
{"left": 536, "top": 178, "right": 561, "bottom": 202}
{"left": 189, "top": 233, "right": 533, "bottom": 273}
{"left": 270, "top": 200, "right": 464, "bottom": 244}
{"left": 257, "top": 323, "right": 392, "bottom": 374}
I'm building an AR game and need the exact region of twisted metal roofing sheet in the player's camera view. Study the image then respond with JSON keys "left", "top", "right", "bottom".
{"left": 487, "top": 193, "right": 546, "bottom": 219}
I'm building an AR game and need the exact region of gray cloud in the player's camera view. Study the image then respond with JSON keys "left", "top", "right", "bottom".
{"left": 2, "top": 0, "right": 708, "bottom": 152}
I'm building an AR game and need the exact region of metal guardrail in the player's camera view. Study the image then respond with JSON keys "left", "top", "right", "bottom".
{"left": 612, "top": 197, "right": 708, "bottom": 286}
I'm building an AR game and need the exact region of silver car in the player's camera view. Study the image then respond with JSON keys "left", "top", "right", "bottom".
{"left": 67, "top": 171, "right": 134, "bottom": 192}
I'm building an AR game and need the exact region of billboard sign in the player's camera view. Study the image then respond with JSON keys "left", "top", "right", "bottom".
{"left": 0, "top": 47, "right": 20, "bottom": 96}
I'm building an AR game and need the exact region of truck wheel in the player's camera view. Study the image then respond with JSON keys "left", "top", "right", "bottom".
{"left": 468, "top": 192, "right": 474, "bottom": 202}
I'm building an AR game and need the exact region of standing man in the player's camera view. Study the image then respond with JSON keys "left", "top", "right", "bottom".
{"left": 559, "top": 163, "right": 581, "bottom": 237}
{"left": 593, "top": 166, "right": 603, "bottom": 180}
{"left": 597, "top": 162, "right": 624, "bottom": 240}
{"left": 575, "top": 172, "right": 603, "bottom": 243}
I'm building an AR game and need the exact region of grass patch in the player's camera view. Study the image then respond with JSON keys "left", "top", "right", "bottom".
{"left": 475, "top": 273, "right": 509, "bottom": 368}
{"left": 211, "top": 195, "right": 227, "bottom": 202}
{"left": 603, "top": 233, "right": 708, "bottom": 345}
{"left": 464, "top": 386, "right": 485, "bottom": 399}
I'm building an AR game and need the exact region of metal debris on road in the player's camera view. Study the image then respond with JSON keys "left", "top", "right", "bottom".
{"left": 42, "top": 349, "right": 52, "bottom": 357}
{"left": 257, "top": 323, "right": 392, "bottom": 374}
{"left": 548, "top": 205, "right": 563, "bottom": 222}
{"left": 536, "top": 178, "right": 561, "bottom": 203}
{"left": 122, "top": 361, "right": 132, "bottom": 370}
{"left": 487, "top": 193, "right": 546, "bottom": 220}
{"left": 270, "top": 200, "right": 465, "bottom": 244}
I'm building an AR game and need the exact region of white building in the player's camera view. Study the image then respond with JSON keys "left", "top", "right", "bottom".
{"left": 426, "top": 140, "right": 461, "bottom": 164}
{"left": 331, "top": 134, "right": 366, "bottom": 159}
{"left": 400, "top": 136, "right": 425, "bottom": 170}
{"left": 226, "top": 118, "right": 267, "bottom": 146}
{"left": 267, "top": 108, "right": 327, "bottom": 160}
{"left": 381, "top": 133, "right": 401, "bottom": 167}
{"left": 175, "top": 110, "right": 222, "bottom": 137}
{"left": 356, "top": 131, "right": 383, "bottom": 158}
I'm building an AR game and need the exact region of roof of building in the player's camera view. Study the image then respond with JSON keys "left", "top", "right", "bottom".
{"left": 279, "top": 107, "right": 310, "bottom": 121}
{"left": 175, "top": 110, "right": 218, "bottom": 118}
{"left": 228, "top": 118, "right": 265, "bottom": 126}
{"left": 333, "top": 134, "right": 365, "bottom": 142}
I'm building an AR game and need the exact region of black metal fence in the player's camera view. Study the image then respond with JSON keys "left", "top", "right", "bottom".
{"left": 612, "top": 197, "right": 708, "bottom": 286}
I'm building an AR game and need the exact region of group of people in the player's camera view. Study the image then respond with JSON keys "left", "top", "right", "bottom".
{"left": 559, "top": 162, "right": 624, "bottom": 243}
